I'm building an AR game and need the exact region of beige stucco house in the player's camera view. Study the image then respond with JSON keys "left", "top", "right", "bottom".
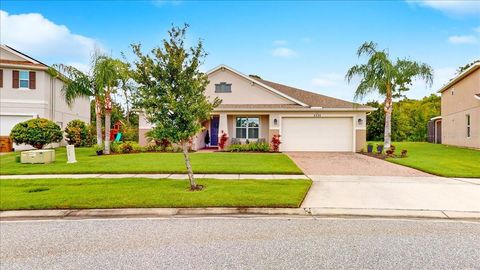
{"left": 139, "top": 65, "right": 375, "bottom": 152}
{"left": 0, "top": 45, "right": 90, "bottom": 151}
{"left": 435, "top": 62, "right": 480, "bottom": 149}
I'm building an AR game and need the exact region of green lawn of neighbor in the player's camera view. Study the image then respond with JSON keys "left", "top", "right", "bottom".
{"left": 383, "top": 142, "right": 480, "bottom": 178}
{"left": 0, "top": 147, "right": 302, "bottom": 175}
{"left": 0, "top": 178, "right": 311, "bottom": 210}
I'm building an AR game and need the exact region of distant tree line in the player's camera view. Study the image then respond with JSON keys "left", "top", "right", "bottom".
{"left": 365, "top": 94, "right": 440, "bottom": 142}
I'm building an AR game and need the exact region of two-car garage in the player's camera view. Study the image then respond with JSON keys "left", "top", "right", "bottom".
{"left": 280, "top": 117, "right": 354, "bottom": 152}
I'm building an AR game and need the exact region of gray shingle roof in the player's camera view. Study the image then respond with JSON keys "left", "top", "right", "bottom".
{"left": 255, "top": 78, "right": 370, "bottom": 109}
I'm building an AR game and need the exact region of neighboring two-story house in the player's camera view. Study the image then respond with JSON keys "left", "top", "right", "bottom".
{"left": 430, "top": 62, "right": 479, "bottom": 149}
{"left": 139, "top": 65, "right": 375, "bottom": 152}
{"left": 0, "top": 45, "right": 90, "bottom": 152}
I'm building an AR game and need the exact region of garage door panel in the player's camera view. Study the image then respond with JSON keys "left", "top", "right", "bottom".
{"left": 0, "top": 115, "right": 34, "bottom": 136}
{"left": 281, "top": 117, "right": 353, "bottom": 152}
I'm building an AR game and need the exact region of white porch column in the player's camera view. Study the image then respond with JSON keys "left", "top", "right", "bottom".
{"left": 218, "top": 112, "right": 228, "bottom": 137}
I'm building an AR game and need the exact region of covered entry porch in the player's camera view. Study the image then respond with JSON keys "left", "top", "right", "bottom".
{"left": 194, "top": 113, "right": 273, "bottom": 150}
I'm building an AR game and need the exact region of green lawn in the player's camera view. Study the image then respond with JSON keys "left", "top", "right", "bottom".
{"left": 384, "top": 142, "right": 480, "bottom": 178}
{"left": 0, "top": 147, "right": 302, "bottom": 175}
{"left": 0, "top": 178, "right": 311, "bottom": 210}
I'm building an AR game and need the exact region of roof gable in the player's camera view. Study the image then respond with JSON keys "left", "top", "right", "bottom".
{"left": 0, "top": 45, "right": 48, "bottom": 69}
{"left": 207, "top": 65, "right": 308, "bottom": 106}
{"left": 438, "top": 62, "right": 480, "bottom": 93}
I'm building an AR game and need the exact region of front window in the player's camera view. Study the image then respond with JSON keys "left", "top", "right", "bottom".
{"left": 236, "top": 117, "right": 259, "bottom": 139}
{"left": 19, "top": 70, "right": 29, "bottom": 88}
{"left": 466, "top": 114, "right": 471, "bottom": 138}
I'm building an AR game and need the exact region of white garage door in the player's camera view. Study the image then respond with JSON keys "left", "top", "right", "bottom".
{"left": 0, "top": 115, "right": 34, "bottom": 136}
{"left": 281, "top": 117, "right": 353, "bottom": 152}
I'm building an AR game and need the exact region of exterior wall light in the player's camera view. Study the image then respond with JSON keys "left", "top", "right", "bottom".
{"left": 357, "top": 118, "right": 364, "bottom": 125}
{"left": 273, "top": 118, "right": 278, "bottom": 126}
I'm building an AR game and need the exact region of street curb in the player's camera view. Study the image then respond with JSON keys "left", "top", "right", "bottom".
{"left": 1, "top": 207, "right": 480, "bottom": 221}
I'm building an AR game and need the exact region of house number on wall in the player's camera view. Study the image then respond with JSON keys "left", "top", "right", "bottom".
{"left": 313, "top": 113, "right": 322, "bottom": 117}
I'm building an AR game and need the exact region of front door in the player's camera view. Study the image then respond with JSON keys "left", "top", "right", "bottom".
{"left": 210, "top": 116, "right": 220, "bottom": 146}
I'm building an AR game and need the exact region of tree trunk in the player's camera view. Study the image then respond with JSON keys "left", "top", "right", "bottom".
{"left": 383, "top": 84, "right": 393, "bottom": 149}
{"left": 124, "top": 89, "right": 130, "bottom": 124}
{"left": 104, "top": 110, "right": 111, "bottom": 154}
{"left": 95, "top": 97, "right": 103, "bottom": 146}
{"left": 182, "top": 141, "right": 197, "bottom": 190}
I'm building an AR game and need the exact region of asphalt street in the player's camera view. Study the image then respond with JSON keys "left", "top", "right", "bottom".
{"left": 1, "top": 217, "right": 479, "bottom": 269}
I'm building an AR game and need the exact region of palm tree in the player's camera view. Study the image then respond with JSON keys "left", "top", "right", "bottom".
{"left": 94, "top": 56, "right": 121, "bottom": 154}
{"left": 346, "top": 41, "right": 433, "bottom": 148}
{"left": 49, "top": 53, "right": 105, "bottom": 148}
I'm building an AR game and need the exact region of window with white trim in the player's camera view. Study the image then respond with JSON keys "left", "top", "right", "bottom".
{"left": 236, "top": 117, "right": 259, "bottom": 139}
{"left": 215, "top": 82, "right": 232, "bottom": 93}
{"left": 466, "top": 114, "right": 471, "bottom": 138}
{"left": 19, "top": 70, "right": 29, "bottom": 88}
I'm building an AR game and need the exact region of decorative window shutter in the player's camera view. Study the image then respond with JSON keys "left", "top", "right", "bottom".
{"left": 29, "top": 71, "right": 36, "bottom": 89}
{"left": 0, "top": 69, "right": 3, "bottom": 88}
{"left": 12, "top": 70, "right": 19, "bottom": 88}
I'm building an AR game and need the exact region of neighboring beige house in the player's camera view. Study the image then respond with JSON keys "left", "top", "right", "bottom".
{"left": 0, "top": 45, "right": 90, "bottom": 152}
{"left": 435, "top": 62, "right": 480, "bottom": 149}
{"left": 139, "top": 65, "right": 375, "bottom": 152}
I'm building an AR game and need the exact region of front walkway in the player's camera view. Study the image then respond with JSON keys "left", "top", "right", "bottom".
{"left": 302, "top": 175, "right": 480, "bottom": 212}
{"left": 0, "top": 173, "right": 308, "bottom": 180}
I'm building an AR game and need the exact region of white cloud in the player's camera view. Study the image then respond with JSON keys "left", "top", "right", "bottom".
{"left": 408, "top": 0, "right": 480, "bottom": 16}
{"left": 273, "top": 40, "right": 287, "bottom": 45}
{"left": 271, "top": 47, "right": 297, "bottom": 57}
{"left": 311, "top": 72, "right": 344, "bottom": 87}
{"left": 448, "top": 35, "right": 478, "bottom": 44}
{"left": 0, "top": 10, "right": 102, "bottom": 66}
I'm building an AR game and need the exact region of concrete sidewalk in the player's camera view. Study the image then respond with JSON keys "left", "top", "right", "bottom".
{"left": 0, "top": 174, "right": 309, "bottom": 180}
{"left": 302, "top": 175, "right": 480, "bottom": 212}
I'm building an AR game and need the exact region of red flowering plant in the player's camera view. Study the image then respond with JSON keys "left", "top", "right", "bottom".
{"left": 271, "top": 134, "right": 281, "bottom": 152}
{"left": 218, "top": 131, "right": 229, "bottom": 150}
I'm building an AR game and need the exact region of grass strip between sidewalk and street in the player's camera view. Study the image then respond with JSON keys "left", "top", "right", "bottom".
{"left": 0, "top": 178, "right": 311, "bottom": 210}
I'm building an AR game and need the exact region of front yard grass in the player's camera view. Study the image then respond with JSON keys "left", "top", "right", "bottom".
{"left": 384, "top": 142, "right": 480, "bottom": 178}
{"left": 0, "top": 147, "right": 302, "bottom": 175}
{"left": 0, "top": 178, "right": 311, "bottom": 210}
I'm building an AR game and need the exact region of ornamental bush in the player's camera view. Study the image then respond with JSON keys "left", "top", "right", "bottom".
{"left": 228, "top": 142, "right": 270, "bottom": 152}
{"left": 64, "top": 119, "right": 89, "bottom": 147}
{"left": 10, "top": 118, "right": 63, "bottom": 149}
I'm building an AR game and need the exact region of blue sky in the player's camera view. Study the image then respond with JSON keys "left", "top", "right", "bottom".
{"left": 1, "top": 0, "right": 479, "bottom": 102}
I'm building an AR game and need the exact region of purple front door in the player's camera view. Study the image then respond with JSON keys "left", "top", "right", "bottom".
{"left": 210, "top": 116, "right": 220, "bottom": 146}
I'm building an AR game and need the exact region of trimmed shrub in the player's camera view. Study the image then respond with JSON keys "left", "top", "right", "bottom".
{"left": 10, "top": 118, "right": 63, "bottom": 149}
{"left": 65, "top": 120, "right": 89, "bottom": 147}
{"left": 227, "top": 142, "right": 270, "bottom": 152}
{"left": 121, "top": 125, "right": 138, "bottom": 142}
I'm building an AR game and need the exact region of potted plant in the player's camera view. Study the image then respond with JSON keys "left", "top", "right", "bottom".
{"left": 376, "top": 143, "right": 384, "bottom": 154}
{"left": 94, "top": 144, "right": 104, "bottom": 155}
{"left": 367, "top": 143, "right": 373, "bottom": 153}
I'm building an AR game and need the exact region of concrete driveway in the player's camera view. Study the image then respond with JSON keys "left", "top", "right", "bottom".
{"left": 287, "top": 152, "right": 431, "bottom": 177}
{"left": 302, "top": 175, "right": 480, "bottom": 212}
{"left": 287, "top": 152, "right": 480, "bottom": 213}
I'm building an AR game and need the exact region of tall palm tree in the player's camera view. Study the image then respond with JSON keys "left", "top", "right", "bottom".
{"left": 49, "top": 53, "right": 105, "bottom": 148}
{"left": 94, "top": 56, "right": 121, "bottom": 154}
{"left": 346, "top": 41, "right": 433, "bottom": 148}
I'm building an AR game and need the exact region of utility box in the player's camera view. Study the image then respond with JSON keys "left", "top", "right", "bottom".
{"left": 20, "top": 149, "right": 55, "bottom": 164}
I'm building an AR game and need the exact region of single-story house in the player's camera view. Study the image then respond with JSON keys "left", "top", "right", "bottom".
{"left": 0, "top": 44, "right": 90, "bottom": 152}
{"left": 138, "top": 65, "right": 375, "bottom": 152}
{"left": 430, "top": 62, "right": 479, "bottom": 149}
